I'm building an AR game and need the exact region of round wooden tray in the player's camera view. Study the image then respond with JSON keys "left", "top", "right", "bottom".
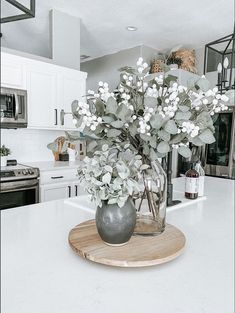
{"left": 68, "top": 220, "right": 186, "bottom": 267}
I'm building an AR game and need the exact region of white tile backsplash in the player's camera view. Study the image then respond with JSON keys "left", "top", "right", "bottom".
{"left": 1, "top": 128, "right": 66, "bottom": 163}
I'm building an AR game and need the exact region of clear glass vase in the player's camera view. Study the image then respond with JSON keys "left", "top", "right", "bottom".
{"left": 133, "top": 159, "right": 167, "bottom": 236}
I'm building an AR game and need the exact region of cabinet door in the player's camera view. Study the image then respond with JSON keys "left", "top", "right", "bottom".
{"left": 71, "top": 182, "right": 87, "bottom": 197}
{"left": 58, "top": 69, "right": 87, "bottom": 130}
{"left": 26, "top": 62, "right": 58, "bottom": 129}
{"left": 1, "top": 53, "right": 26, "bottom": 89}
{"left": 40, "top": 182, "right": 70, "bottom": 202}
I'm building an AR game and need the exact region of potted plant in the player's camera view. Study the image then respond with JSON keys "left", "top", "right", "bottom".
{"left": 72, "top": 57, "right": 230, "bottom": 237}
{"left": 0, "top": 145, "right": 11, "bottom": 167}
{"left": 78, "top": 144, "right": 148, "bottom": 245}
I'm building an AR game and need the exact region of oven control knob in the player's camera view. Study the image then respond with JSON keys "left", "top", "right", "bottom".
{"left": 22, "top": 170, "right": 27, "bottom": 175}
{"left": 28, "top": 169, "right": 33, "bottom": 175}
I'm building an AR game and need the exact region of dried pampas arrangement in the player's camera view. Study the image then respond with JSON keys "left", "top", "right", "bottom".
{"left": 171, "top": 49, "right": 197, "bottom": 73}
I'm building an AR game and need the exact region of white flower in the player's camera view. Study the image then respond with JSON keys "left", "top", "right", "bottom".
{"left": 90, "top": 125, "right": 96, "bottom": 131}
{"left": 132, "top": 115, "right": 137, "bottom": 120}
{"left": 103, "top": 82, "right": 109, "bottom": 88}
{"left": 129, "top": 105, "right": 134, "bottom": 111}
{"left": 203, "top": 99, "right": 209, "bottom": 105}
{"left": 138, "top": 67, "right": 144, "bottom": 73}
{"left": 143, "top": 62, "right": 148, "bottom": 69}
{"left": 137, "top": 57, "right": 143, "bottom": 66}
{"left": 98, "top": 81, "right": 103, "bottom": 87}
{"left": 221, "top": 95, "right": 229, "bottom": 102}
{"left": 212, "top": 99, "right": 218, "bottom": 105}
{"left": 97, "top": 117, "right": 102, "bottom": 123}
{"left": 123, "top": 74, "right": 128, "bottom": 80}
{"left": 88, "top": 89, "right": 95, "bottom": 95}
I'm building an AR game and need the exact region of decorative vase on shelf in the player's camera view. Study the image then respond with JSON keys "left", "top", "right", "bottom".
{"left": 134, "top": 159, "right": 167, "bottom": 236}
{"left": 95, "top": 197, "right": 136, "bottom": 246}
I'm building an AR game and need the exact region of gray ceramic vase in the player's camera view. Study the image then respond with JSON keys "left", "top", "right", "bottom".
{"left": 95, "top": 197, "right": 136, "bottom": 246}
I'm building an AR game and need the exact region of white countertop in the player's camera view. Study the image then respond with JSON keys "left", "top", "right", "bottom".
{"left": 23, "top": 160, "right": 81, "bottom": 171}
{"left": 1, "top": 177, "right": 234, "bottom": 313}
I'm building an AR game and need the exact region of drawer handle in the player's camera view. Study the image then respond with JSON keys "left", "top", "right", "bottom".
{"left": 51, "top": 176, "right": 64, "bottom": 179}
{"left": 68, "top": 185, "right": 71, "bottom": 197}
{"left": 75, "top": 185, "right": 78, "bottom": 196}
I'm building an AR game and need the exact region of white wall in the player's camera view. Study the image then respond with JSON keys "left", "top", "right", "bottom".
{"left": 81, "top": 45, "right": 159, "bottom": 90}
{"left": 1, "top": 129, "right": 65, "bottom": 163}
{"left": 51, "top": 10, "right": 81, "bottom": 70}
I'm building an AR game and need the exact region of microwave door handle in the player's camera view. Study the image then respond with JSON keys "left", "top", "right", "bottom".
{"left": 14, "top": 93, "right": 19, "bottom": 120}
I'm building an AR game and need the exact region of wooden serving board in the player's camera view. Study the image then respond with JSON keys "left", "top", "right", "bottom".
{"left": 68, "top": 220, "right": 186, "bottom": 267}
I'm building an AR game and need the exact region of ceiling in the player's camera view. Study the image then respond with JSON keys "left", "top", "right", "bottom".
{"left": 1, "top": 0, "right": 234, "bottom": 60}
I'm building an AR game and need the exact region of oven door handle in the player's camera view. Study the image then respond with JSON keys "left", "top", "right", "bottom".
{"left": 14, "top": 93, "right": 19, "bottom": 120}
{"left": 0, "top": 179, "right": 39, "bottom": 193}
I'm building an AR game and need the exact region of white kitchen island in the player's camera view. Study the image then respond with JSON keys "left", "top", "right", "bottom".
{"left": 1, "top": 177, "right": 234, "bottom": 313}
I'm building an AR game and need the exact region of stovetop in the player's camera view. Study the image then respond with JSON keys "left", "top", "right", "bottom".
{"left": 0, "top": 163, "right": 40, "bottom": 182}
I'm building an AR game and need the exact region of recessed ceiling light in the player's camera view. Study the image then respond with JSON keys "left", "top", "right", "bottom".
{"left": 80, "top": 55, "right": 90, "bottom": 60}
{"left": 126, "top": 26, "right": 138, "bottom": 31}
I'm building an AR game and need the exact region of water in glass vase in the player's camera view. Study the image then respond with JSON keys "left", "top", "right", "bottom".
{"left": 133, "top": 159, "right": 167, "bottom": 236}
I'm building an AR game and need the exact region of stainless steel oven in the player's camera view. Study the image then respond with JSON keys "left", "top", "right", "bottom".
{"left": 0, "top": 165, "right": 39, "bottom": 210}
{"left": 205, "top": 106, "right": 235, "bottom": 179}
{"left": 0, "top": 87, "right": 27, "bottom": 128}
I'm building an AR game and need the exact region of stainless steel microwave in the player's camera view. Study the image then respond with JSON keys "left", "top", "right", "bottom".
{"left": 0, "top": 87, "right": 27, "bottom": 128}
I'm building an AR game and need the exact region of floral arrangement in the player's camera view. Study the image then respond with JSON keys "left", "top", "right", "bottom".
{"left": 72, "top": 57, "right": 229, "bottom": 162}
{"left": 78, "top": 144, "right": 149, "bottom": 207}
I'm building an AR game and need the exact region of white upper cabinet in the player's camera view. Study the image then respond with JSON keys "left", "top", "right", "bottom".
{"left": 1, "top": 53, "right": 26, "bottom": 89}
{"left": 26, "top": 62, "right": 58, "bottom": 129}
{"left": 57, "top": 67, "right": 87, "bottom": 130}
{"left": 1, "top": 52, "right": 87, "bottom": 130}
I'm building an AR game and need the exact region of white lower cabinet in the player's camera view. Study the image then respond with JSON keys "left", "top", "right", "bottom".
{"left": 39, "top": 168, "right": 84, "bottom": 202}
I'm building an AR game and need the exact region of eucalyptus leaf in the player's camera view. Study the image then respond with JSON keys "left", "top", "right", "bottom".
{"left": 87, "top": 141, "right": 97, "bottom": 152}
{"left": 144, "top": 74, "right": 158, "bottom": 82}
{"left": 178, "top": 146, "right": 192, "bottom": 158}
{"left": 158, "top": 130, "right": 171, "bottom": 142}
{"left": 169, "top": 133, "right": 187, "bottom": 144}
{"left": 95, "top": 99, "right": 105, "bottom": 116}
{"left": 116, "top": 103, "right": 131, "bottom": 122}
{"left": 102, "top": 115, "right": 115, "bottom": 123}
{"left": 110, "top": 120, "right": 124, "bottom": 128}
{"left": 196, "top": 77, "right": 210, "bottom": 92}
{"left": 71, "top": 100, "right": 79, "bottom": 113}
{"left": 107, "top": 129, "right": 122, "bottom": 138}
{"left": 143, "top": 143, "right": 150, "bottom": 155}
{"left": 150, "top": 113, "right": 164, "bottom": 129}
{"left": 150, "top": 148, "right": 158, "bottom": 160}
{"left": 157, "top": 141, "right": 170, "bottom": 154}
{"left": 102, "top": 172, "right": 111, "bottom": 184}
{"left": 178, "top": 105, "right": 190, "bottom": 112}
{"left": 106, "top": 97, "right": 118, "bottom": 114}
{"left": 144, "top": 97, "right": 158, "bottom": 108}
{"left": 149, "top": 136, "right": 157, "bottom": 149}
{"left": 190, "top": 136, "right": 204, "bottom": 146}
{"left": 175, "top": 111, "right": 191, "bottom": 120}
{"left": 164, "top": 120, "right": 178, "bottom": 134}
{"left": 199, "top": 129, "right": 215, "bottom": 144}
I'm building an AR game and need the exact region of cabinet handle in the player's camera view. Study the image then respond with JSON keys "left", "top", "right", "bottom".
{"left": 68, "top": 185, "right": 71, "bottom": 197}
{"left": 60, "top": 109, "right": 65, "bottom": 126}
{"left": 54, "top": 109, "right": 58, "bottom": 125}
{"left": 51, "top": 176, "right": 64, "bottom": 179}
{"left": 75, "top": 185, "right": 78, "bottom": 196}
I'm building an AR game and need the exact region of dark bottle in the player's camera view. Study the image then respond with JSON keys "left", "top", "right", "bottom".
{"left": 185, "top": 163, "right": 199, "bottom": 199}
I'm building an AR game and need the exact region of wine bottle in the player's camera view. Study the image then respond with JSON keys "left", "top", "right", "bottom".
{"left": 195, "top": 161, "right": 205, "bottom": 197}
{"left": 185, "top": 163, "right": 199, "bottom": 199}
